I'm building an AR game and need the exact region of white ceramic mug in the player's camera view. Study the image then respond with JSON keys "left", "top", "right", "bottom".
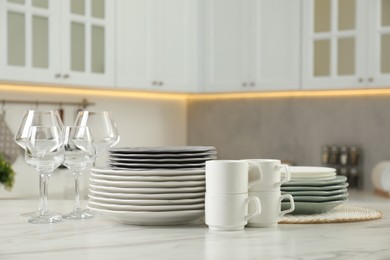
{"left": 247, "top": 191, "right": 294, "bottom": 228}
{"left": 205, "top": 193, "right": 261, "bottom": 231}
{"left": 245, "top": 159, "right": 290, "bottom": 192}
{"left": 206, "top": 160, "right": 262, "bottom": 194}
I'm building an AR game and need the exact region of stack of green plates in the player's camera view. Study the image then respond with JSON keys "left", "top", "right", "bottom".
{"left": 281, "top": 175, "right": 349, "bottom": 215}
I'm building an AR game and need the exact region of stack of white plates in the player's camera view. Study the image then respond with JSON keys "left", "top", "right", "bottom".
{"left": 281, "top": 166, "right": 349, "bottom": 215}
{"left": 87, "top": 146, "right": 216, "bottom": 225}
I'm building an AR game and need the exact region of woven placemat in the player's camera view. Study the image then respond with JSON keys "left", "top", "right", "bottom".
{"left": 279, "top": 205, "right": 383, "bottom": 224}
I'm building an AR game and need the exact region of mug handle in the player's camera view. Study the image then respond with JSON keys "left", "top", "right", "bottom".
{"left": 244, "top": 197, "right": 261, "bottom": 221}
{"left": 279, "top": 194, "right": 295, "bottom": 216}
{"left": 276, "top": 164, "right": 291, "bottom": 186}
{"left": 248, "top": 163, "right": 263, "bottom": 189}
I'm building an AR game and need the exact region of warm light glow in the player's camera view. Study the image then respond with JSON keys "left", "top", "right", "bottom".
{"left": 1, "top": 84, "right": 390, "bottom": 101}
{"left": 0, "top": 84, "right": 187, "bottom": 100}
{"left": 188, "top": 88, "right": 390, "bottom": 100}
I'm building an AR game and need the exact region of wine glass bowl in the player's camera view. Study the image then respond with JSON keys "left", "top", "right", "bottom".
{"left": 74, "top": 111, "right": 120, "bottom": 157}
{"left": 75, "top": 111, "right": 120, "bottom": 168}
{"left": 15, "top": 110, "right": 64, "bottom": 149}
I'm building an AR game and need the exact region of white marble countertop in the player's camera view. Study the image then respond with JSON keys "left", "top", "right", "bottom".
{"left": 1, "top": 192, "right": 389, "bottom": 260}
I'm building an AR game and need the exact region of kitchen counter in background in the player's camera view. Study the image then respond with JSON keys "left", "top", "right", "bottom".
{"left": 1, "top": 192, "right": 389, "bottom": 260}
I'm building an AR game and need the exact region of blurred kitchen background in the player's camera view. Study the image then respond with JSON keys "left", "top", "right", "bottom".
{"left": 0, "top": 0, "right": 389, "bottom": 198}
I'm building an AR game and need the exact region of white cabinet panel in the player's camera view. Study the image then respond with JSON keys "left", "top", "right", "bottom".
{"left": 203, "top": 0, "right": 250, "bottom": 91}
{"left": 203, "top": 0, "right": 300, "bottom": 93}
{"left": 116, "top": 0, "right": 198, "bottom": 92}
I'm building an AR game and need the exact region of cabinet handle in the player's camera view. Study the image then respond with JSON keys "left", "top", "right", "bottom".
{"left": 358, "top": 78, "right": 364, "bottom": 83}
{"left": 55, "top": 73, "right": 61, "bottom": 78}
{"left": 159, "top": 81, "right": 164, "bottom": 86}
{"left": 250, "top": 82, "right": 255, "bottom": 87}
{"left": 368, "top": 78, "right": 374, "bottom": 82}
{"left": 152, "top": 81, "right": 157, "bottom": 85}
{"left": 63, "top": 74, "right": 70, "bottom": 79}
{"left": 242, "top": 82, "right": 247, "bottom": 87}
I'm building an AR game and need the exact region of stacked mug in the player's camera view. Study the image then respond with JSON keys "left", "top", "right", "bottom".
{"left": 205, "top": 160, "right": 262, "bottom": 231}
{"left": 246, "top": 159, "right": 295, "bottom": 227}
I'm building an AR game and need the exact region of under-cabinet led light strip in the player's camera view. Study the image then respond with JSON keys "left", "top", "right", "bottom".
{"left": 1, "top": 84, "right": 390, "bottom": 100}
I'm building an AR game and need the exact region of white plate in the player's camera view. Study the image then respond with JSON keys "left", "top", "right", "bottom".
{"left": 91, "top": 167, "right": 205, "bottom": 176}
{"left": 90, "top": 184, "right": 206, "bottom": 194}
{"left": 281, "top": 200, "right": 346, "bottom": 215}
{"left": 88, "top": 194, "right": 205, "bottom": 206}
{"left": 87, "top": 206, "right": 204, "bottom": 225}
{"left": 108, "top": 161, "right": 206, "bottom": 169}
{"left": 89, "top": 178, "right": 205, "bottom": 188}
{"left": 89, "top": 189, "right": 205, "bottom": 200}
{"left": 90, "top": 172, "right": 205, "bottom": 182}
{"left": 290, "top": 166, "right": 336, "bottom": 174}
{"left": 281, "top": 183, "right": 349, "bottom": 191}
{"left": 88, "top": 200, "right": 204, "bottom": 211}
{"left": 109, "top": 146, "right": 216, "bottom": 154}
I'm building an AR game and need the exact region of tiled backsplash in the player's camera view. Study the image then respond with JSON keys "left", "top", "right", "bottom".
{"left": 188, "top": 96, "right": 390, "bottom": 190}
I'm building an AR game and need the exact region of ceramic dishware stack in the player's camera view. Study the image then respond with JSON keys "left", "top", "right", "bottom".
{"left": 87, "top": 146, "right": 216, "bottom": 225}
{"left": 205, "top": 160, "right": 262, "bottom": 231}
{"left": 245, "top": 159, "right": 295, "bottom": 228}
{"left": 281, "top": 166, "right": 349, "bottom": 214}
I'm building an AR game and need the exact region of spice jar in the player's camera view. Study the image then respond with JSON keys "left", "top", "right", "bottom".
{"left": 328, "top": 146, "right": 339, "bottom": 165}
{"left": 349, "top": 146, "right": 360, "bottom": 166}
{"left": 339, "top": 146, "right": 349, "bottom": 166}
{"left": 321, "top": 145, "right": 330, "bottom": 164}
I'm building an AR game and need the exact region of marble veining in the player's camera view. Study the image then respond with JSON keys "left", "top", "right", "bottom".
{"left": 0, "top": 193, "right": 389, "bottom": 260}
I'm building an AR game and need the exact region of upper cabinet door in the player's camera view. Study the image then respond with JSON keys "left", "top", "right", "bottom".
{"left": 154, "top": 0, "right": 198, "bottom": 92}
{"left": 116, "top": 0, "right": 154, "bottom": 90}
{"left": 116, "top": 0, "right": 198, "bottom": 92}
{"left": 251, "top": 0, "right": 300, "bottom": 91}
{"left": 61, "top": 0, "right": 115, "bottom": 87}
{"left": 0, "top": 0, "right": 61, "bottom": 83}
{"left": 367, "top": 0, "right": 390, "bottom": 87}
{"left": 202, "top": 0, "right": 300, "bottom": 93}
{"left": 302, "top": 0, "right": 367, "bottom": 90}
{"left": 203, "top": 0, "right": 251, "bottom": 92}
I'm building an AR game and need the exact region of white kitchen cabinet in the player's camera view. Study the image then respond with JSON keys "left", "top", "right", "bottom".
{"left": 302, "top": 0, "right": 390, "bottom": 90}
{"left": 202, "top": 0, "right": 300, "bottom": 92}
{"left": 116, "top": 0, "right": 198, "bottom": 92}
{"left": 0, "top": 0, "right": 114, "bottom": 87}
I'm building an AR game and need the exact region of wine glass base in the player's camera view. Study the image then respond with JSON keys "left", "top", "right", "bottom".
{"left": 21, "top": 210, "right": 62, "bottom": 218}
{"left": 62, "top": 209, "right": 94, "bottom": 220}
{"left": 28, "top": 212, "right": 62, "bottom": 224}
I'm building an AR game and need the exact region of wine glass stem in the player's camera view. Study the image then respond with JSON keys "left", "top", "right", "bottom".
{"left": 73, "top": 172, "right": 82, "bottom": 211}
{"left": 38, "top": 175, "right": 43, "bottom": 211}
{"left": 39, "top": 173, "right": 50, "bottom": 216}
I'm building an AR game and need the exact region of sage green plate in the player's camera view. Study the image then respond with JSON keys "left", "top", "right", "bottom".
{"left": 282, "top": 188, "right": 348, "bottom": 196}
{"left": 281, "top": 199, "right": 347, "bottom": 215}
{"left": 281, "top": 183, "right": 348, "bottom": 192}
{"left": 282, "top": 175, "right": 347, "bottom": 187}
{"left": 284, "top": 193, "right": 349, "bottom": 202}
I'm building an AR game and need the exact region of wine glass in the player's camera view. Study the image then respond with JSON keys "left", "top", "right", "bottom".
{"left": 62, "top": 126, "right": 96, "bottom": 220}
{"left": 14, "top": 110, "right": 64, "bottom": 217}
{"left": 74, "top": 111, "right": 120, "bottom": 163}
{"left": 24, "top": 126, "right": 64, "bottom": 224}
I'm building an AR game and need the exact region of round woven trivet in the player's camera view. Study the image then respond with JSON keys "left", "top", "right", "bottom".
{"left": 279, "top": 205, "right": 383, "bottom": 224}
